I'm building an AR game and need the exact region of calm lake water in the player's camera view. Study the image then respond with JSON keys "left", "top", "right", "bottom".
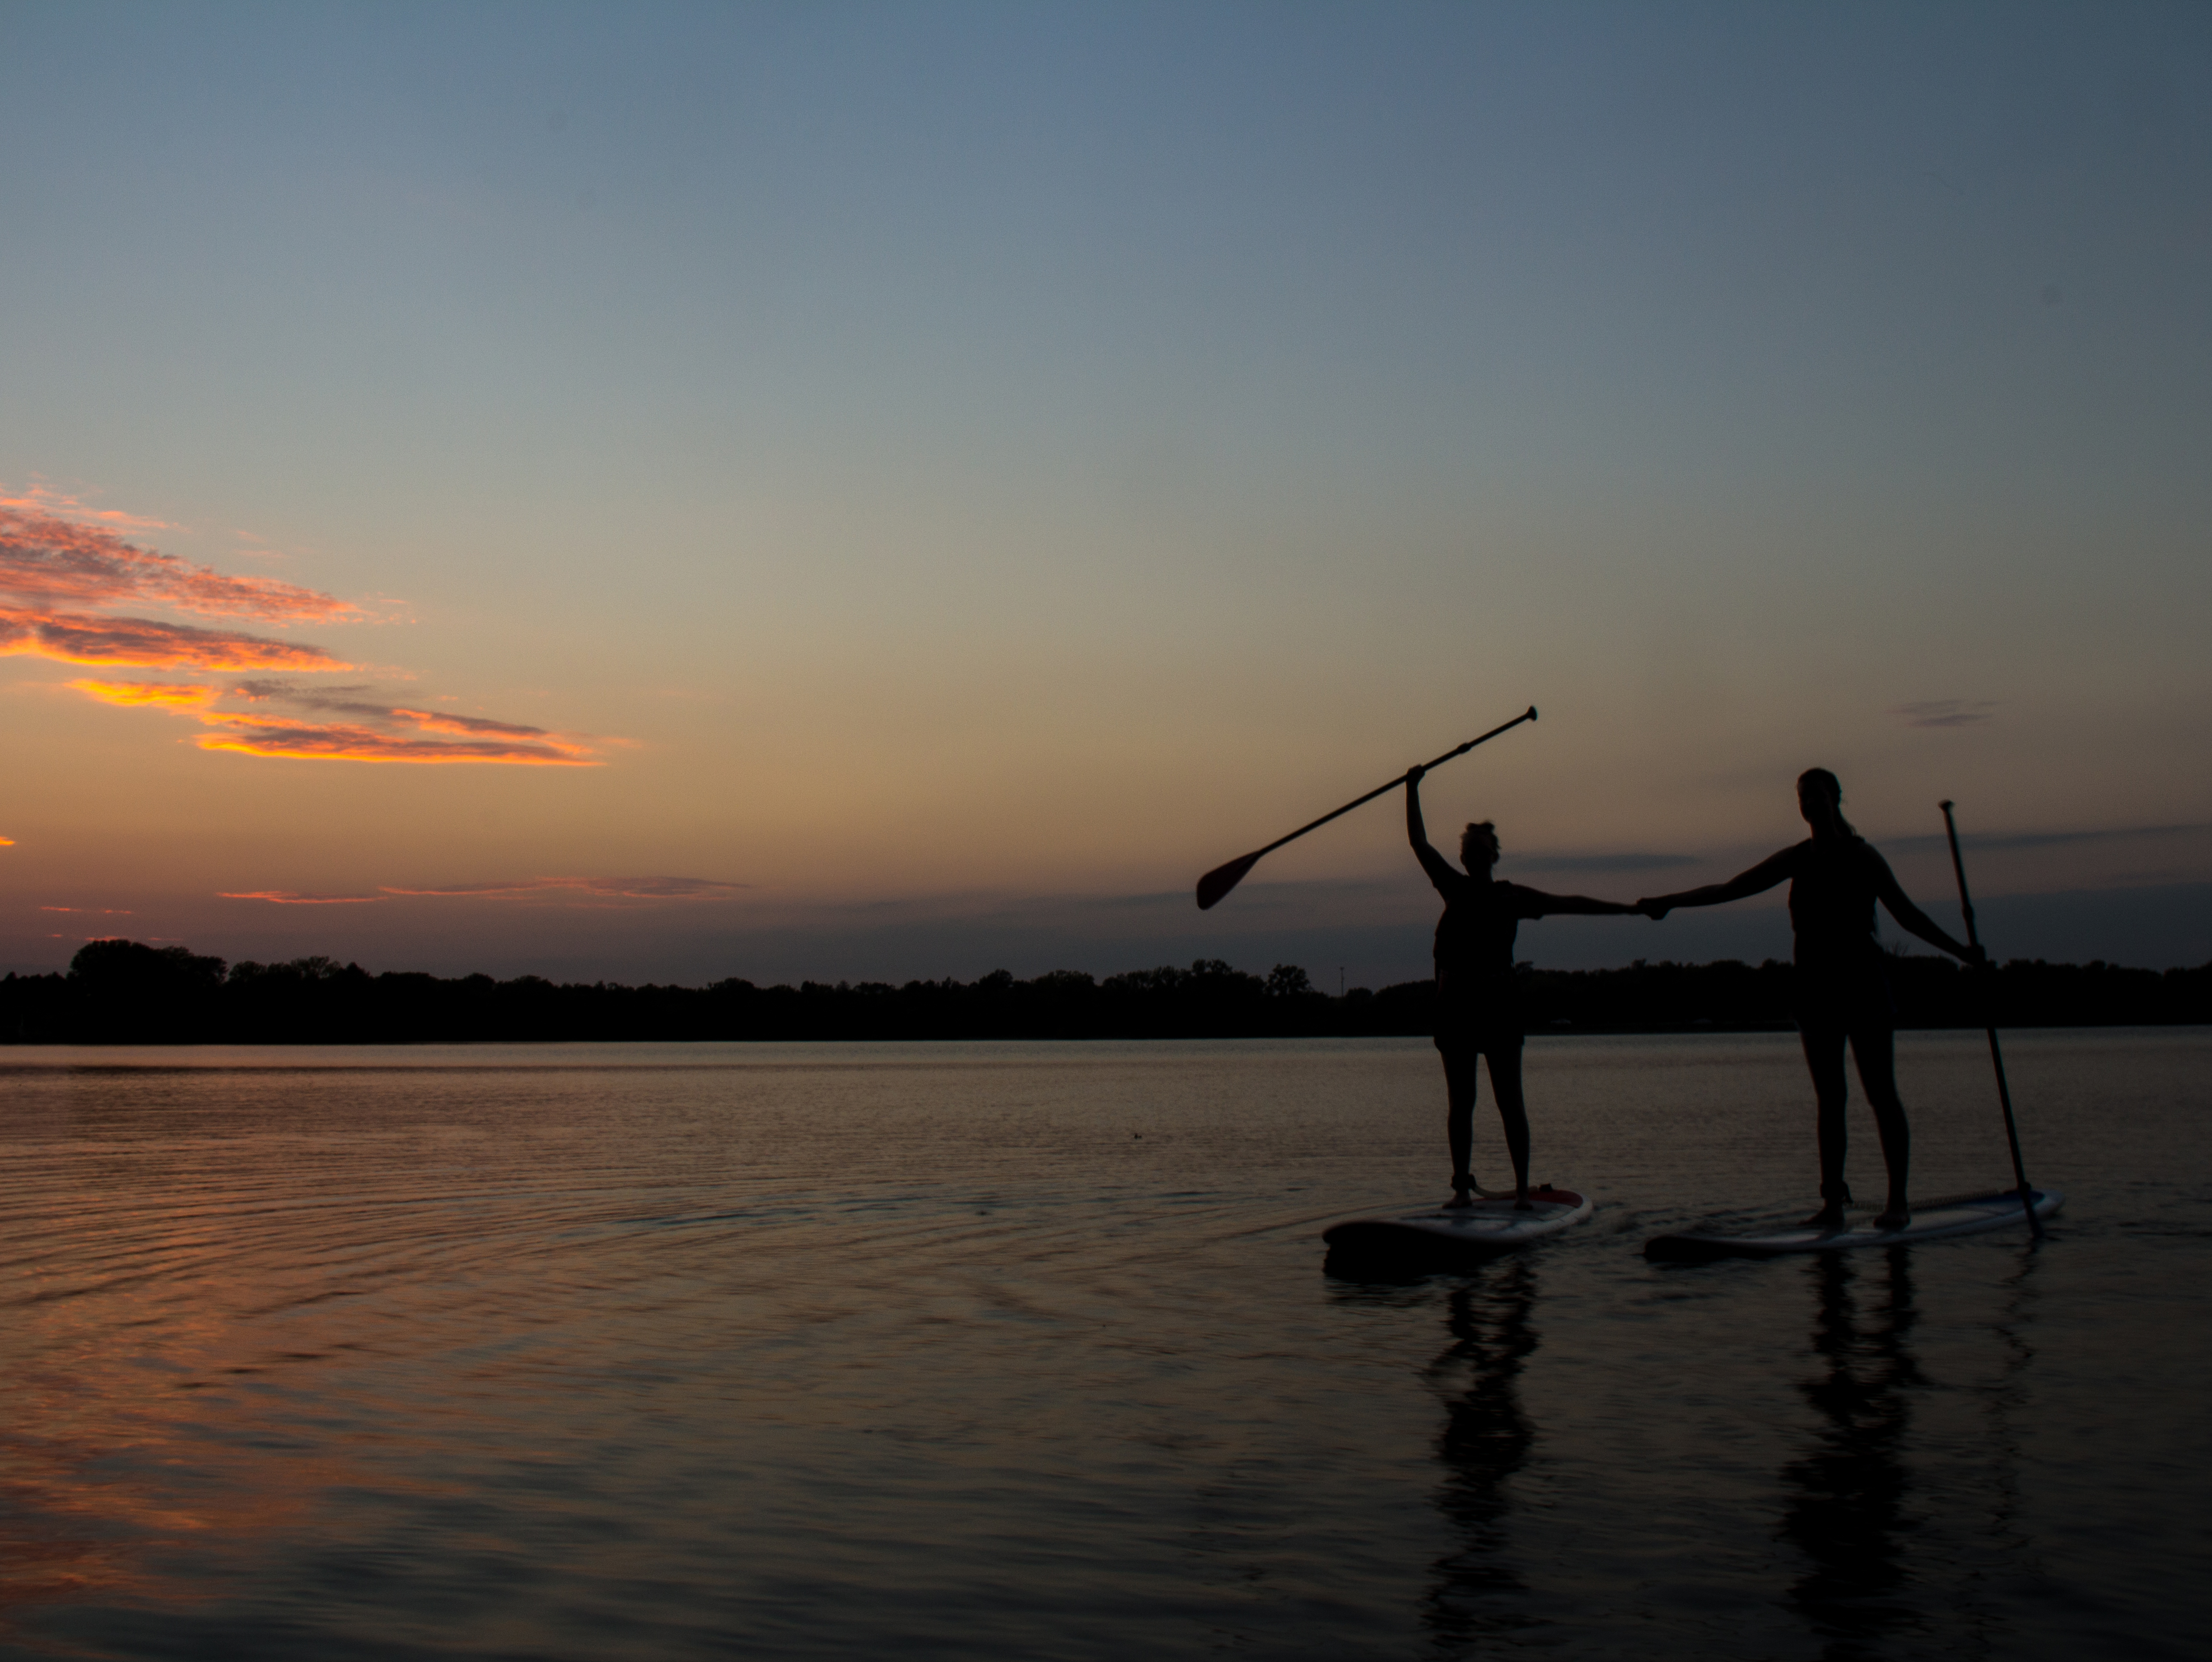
{"left": 1, "top": 1031, "right": 2205, "bottom": 1660}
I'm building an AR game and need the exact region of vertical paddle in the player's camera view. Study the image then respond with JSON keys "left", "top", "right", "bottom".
{"left": 1195, "top": 706, "right": 1537, "bottom": 910}
{"left": 1939, "top": 800, "right": 2045, "bottom": 1240}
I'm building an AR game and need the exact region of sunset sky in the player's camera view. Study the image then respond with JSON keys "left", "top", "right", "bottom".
{"left": 3, "top": 1, "right": 2207, "bottom": 988}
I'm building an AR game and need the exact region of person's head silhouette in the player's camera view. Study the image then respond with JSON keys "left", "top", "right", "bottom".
{"left": 1796, "top": 768, "right": 1857, "bottom": 839}
{"left": 1460, "top": 820, "right": 1500, "bottom": 874}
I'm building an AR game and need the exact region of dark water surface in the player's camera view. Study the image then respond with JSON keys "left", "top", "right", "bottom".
{"left": 2, "top": 1031, "right": 2204, "bottom": 1659}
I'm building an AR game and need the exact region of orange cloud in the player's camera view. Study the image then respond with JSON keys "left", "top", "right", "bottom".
{"left": 4, "top": 606, "right": 350, "bottom": 671}
{"left": 0, "top": 502, "right": 355, "bottom": 622}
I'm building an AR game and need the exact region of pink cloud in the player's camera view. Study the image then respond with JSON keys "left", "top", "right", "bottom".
{"left": 0, "top": 486, "right": 174, "bottom": 533}
{"left": 0, "top": 502, "right": 355, "bottom": 622}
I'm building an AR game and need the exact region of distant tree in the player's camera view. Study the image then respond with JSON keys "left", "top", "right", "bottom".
{"left": 1030, "top": 970, "right": 1096, "bottom": 991}
{"left": 68, "top": 939, "right": 228, "bottom": 1043}
{"left": 6, "top": 938, "right": 2199, "bottom": 1047}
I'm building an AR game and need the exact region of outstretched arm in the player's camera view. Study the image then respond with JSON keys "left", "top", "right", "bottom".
{"left": 1404, "top": 767, "right": 1458, "bottom": 890}
{"left": 1522, "top": 889, "right": 1638, "bottom": 917}
{"left": 1870, "top": 849, "right": 1984, "bottom": 963}
{"left": 1639, "top": 848, "right": 1796, "bottom": 919}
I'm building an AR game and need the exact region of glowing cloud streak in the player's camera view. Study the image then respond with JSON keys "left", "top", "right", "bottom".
{"left": 378, "top": 877, "right": 745, "bottom": 899}
{"left": 67, "top": 679, "right": 219, "bottom": 710}
{"left": 221, "top": 878, "right": 742, "bottom": 904}
{"left": 390, "top": 708, "right": 552, "bottom": 739}
{"left": 215, "top": 891, "right": 383, "bottom": 905}
{"left": 13, "top": 490, "right": 610, "bottom": 765}
{"left": 195, "top": 713, "right": 593, "bottom": 766}
{"left": 1894, "top": 699, "right": 1998, "bottom": 728}
{"left": 4, "top": 606, "right": 350, "bottom": 670}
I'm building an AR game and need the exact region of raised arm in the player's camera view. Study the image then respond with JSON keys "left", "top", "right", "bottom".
{"left": 1639, "top": 847, "right": 1797, "bottom": 919}
{"left": 1868, "top": 848, "right": 1983, "bottom": 963}
{"left": 1404, "top": 767, "right": 1459, "bottom": 891}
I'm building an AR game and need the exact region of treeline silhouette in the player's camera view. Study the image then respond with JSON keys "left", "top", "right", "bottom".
{"left": 3, "top": 939, "right": 2207, "bottom": 1045}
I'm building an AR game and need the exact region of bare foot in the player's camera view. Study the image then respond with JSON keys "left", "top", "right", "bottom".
{"left": 1799, "top": 1204, "right": 1846, "bottom": 1231}
{"left": 1513, "top": 1190, "right": 1534, "bottom": 1212}
{"left": 1874, "top": 1204, "right": 1911, "bottom": 1232}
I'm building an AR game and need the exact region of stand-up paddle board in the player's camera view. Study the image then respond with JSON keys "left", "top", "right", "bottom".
{"left": 1643, "top": 1187, "right": 2062, "bottom": 1262}
{"left": 1324, "top": 1184, "right": 1593, "bottom": 1269}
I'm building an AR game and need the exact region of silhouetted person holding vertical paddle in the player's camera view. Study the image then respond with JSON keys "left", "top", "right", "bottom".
{"left": 1405, "top": 765, "right": 1637, "bottom": 1210}
{"left": 1637, "top": 768, "right": 1983, "bottom": 1232}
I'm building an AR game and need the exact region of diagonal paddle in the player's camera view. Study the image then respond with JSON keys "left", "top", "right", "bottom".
{"left": 1196, "top": 706, "right": 1537, "bottom": 910}
{"left": 1940, "top": 799, "right": 2046, "bottom": 1240}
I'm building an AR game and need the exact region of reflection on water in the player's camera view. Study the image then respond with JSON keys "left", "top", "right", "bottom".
{"left": 1979, "top": 1246, "right": 2045, "bottom": 1595}
{"left": 1421, "top": 1258, "right": 1541, "bottom": 1648}
{"left": 0, "top": 1034, "right": 2202, "bottom": 1660}
{"left": 1780, "top": 1248, "right": 1926, "bottom": 1654}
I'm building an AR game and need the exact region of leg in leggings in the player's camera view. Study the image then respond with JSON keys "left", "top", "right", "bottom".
{"left": 1440, "top": 1044, "right": 1480, "bottom": 1197}
{"left": 1483, "top": 1041, "right": 1533, "bottom": 1203}
{"left": 1800, "top": 1017, "right": 1853, "bottom": 1217}
{"left": 1846, "top": 1021, "right": 1910, "bottom": 1222}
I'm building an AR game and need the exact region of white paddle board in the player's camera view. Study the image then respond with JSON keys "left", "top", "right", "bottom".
{"left": 1324, "top": 1184, "right": 1593, "bottom": 1267}
{"left": 1643, "top": 1187, "right": 2062, "bottom": 1262}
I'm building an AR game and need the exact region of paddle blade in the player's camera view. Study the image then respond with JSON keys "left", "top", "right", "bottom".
{"left": 1196, "top": 850, "right": 1263, "bottom": 910}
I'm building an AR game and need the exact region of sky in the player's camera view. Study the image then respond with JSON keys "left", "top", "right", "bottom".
{"left": 2, "top": 0, "right": 2207, "bottom": 989}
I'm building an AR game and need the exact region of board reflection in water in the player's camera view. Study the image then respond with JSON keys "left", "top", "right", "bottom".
{"left": 1781, "top": 1248, "right": 1926, "bottom": 1649}
{"left": 1423, "top": 1258, "right": 1542, "bottom": 1646}
{"left": 1777, "top": 1240, "right": 2050, "bottom": 1659}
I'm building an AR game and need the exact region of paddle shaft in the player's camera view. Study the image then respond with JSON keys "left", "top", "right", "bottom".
{"left": 1940, "top": 800, "right": 2045, "bottom": 1239}
{"left": 1250, "top": 706, "right": 1537, "bottom": 862}
{"left": 1195, "top": 707, "right": 1538, "bottom": 909}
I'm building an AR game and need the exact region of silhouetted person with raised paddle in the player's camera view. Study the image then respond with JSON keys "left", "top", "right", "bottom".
{"left": 1405, "top": 764, "right": 1637, "bottom": 1210}
{"left": 1637, "top": 768, "right": 1984, "bottom": 1232}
